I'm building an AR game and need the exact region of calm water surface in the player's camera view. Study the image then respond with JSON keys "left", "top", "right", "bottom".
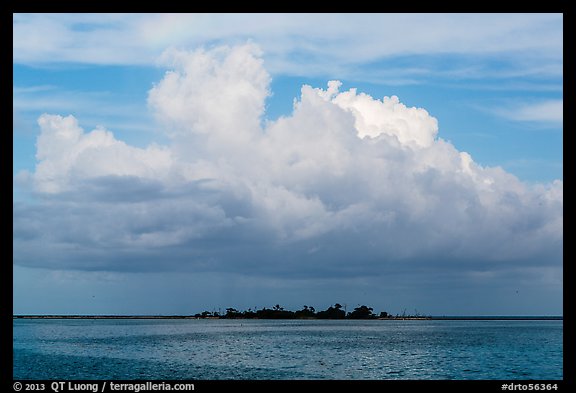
{"left": 13, "top": 319, "right": 562, "bottom": 380}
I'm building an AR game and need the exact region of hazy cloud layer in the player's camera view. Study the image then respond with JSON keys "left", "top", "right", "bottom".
{"left": 14, "top": 44, "right": 563, "bottom": 280}
{"left": 13, "top": 14, "right": 562, "bottom": 84}
{"left": 497, "top": 99, "right": 564, "bottom": 124}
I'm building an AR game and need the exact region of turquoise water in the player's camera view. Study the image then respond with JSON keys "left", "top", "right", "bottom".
{"left": 13, "top": 319, "right": 562, "bottom": 380}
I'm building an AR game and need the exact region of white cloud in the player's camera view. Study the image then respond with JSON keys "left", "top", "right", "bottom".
{"left": 330, "top": 83, "right": 438, "bottom": 148}
{"left": 148, "top": 44, "right": 270, "bottom": 144}
{"left": 14, "top": 44, "right": 563, "bottom": 278}
{"left": 499, "top": 99, "right": 563, "bottom": 124}
{"left": 31, "top": 114, "right": 172, "bottom": 193}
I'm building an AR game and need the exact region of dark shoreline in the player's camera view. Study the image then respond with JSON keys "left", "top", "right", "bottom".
{"left": 13, "top": 315, "right": 563, "bottom": 320}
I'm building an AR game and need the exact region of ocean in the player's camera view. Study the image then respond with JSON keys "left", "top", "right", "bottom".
{"left": 13, "top": 318, "right": 562, "bottom": 380}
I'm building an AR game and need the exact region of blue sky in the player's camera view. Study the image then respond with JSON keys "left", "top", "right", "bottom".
{"left": 13, "top": 13, "right": 563, "bottom": 316}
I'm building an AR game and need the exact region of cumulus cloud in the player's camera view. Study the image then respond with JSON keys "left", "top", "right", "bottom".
{"left": 31, "top": 114, "right": 173, "bottom": 194}
{"left": 13, "top": 44, "right": 563, "bottom": 279}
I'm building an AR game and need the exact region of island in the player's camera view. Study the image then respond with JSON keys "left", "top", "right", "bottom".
{"left": 192, "top": 304, "right": 427, "bottom": 320}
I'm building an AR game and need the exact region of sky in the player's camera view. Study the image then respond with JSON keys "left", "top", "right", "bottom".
{"left": 12, "top": 13, "right": 563, "bottom": 316}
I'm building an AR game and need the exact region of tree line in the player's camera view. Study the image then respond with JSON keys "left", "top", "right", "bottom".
{"left": 193, "top": 303, "right": 393, "bottom": 320}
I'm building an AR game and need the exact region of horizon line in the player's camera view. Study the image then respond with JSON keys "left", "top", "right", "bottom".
{"left": 12, "top": 314, "right": 563, "bottom": 320}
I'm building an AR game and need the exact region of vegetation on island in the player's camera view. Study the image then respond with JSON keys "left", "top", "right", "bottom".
{"left": 192, "top": 304, "right": 430, "bottom": 320}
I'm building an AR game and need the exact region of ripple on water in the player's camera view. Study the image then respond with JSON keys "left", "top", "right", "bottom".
{"left": 13, "top": 319, "right": 563, "bottom": 380}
